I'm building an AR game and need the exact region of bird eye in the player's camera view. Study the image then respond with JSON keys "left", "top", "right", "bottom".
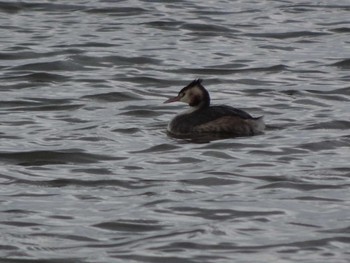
{"left": 180, "top": 92, "right": 185, "bottom": 97}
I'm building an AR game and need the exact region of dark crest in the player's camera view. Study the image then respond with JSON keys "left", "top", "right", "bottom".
{"left": 181, "top": 79, "right": 203, "bottom": 93}
{"left": 188, "top": 78, "right": 203, "bottom": 87}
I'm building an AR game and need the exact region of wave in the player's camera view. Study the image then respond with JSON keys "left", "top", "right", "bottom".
{"left": 0, "top": 149, "right": 122, "bottom": 166}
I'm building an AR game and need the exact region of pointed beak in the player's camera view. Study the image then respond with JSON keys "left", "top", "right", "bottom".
{"left": 164, "top": 95, "right": 181, "bottom": 104}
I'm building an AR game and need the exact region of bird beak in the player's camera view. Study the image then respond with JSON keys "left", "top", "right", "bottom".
{"left": 164, "top": 95, "right": 180, "bottom": 104}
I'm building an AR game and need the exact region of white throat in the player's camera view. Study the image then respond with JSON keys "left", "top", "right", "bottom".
{"left": 181, "top": 105, "right": 201, "bottom": 115}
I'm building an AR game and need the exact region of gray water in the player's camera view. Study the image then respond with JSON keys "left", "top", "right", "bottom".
{"left": 1, "top": 1, "right": 350, "bottom": 262}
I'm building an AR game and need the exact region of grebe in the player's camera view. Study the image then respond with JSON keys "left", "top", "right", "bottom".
{"left": 164, "top": 79, "right": 265, "bottom": 137}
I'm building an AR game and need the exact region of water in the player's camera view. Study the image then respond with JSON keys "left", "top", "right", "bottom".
{"left": 1, "top": 0, "right": 350, "bottom": 262}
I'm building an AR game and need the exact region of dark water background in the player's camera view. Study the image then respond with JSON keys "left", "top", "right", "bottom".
{"left": 1, "top": 1, "right": 350, "bottom": 262}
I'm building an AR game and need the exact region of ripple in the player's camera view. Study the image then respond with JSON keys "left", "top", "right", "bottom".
{"left": 0, "top": 2, "right": 83, "bottom": 13}
{"left": 332, "top": 58, "right": 350, "bottom": 69}
{"left": 9, "top": 72, "right": 70, "bottom": 82}
{"left": 82, "top": 91, "right": 143, "bottom": 102}
{"left": 4, "top": 98, "right": 83, "bottom": 111}
{"left": 0, "top": 49, "right": 84, "bottom": 60}
{"left": 150, "top": 236, "right": 350, "bottom": 253}
{"left": 246, "top": 31, "right": 330, "bottom": 39}
{"left": 180, "top": 176, "right": 240, "bottom": 186}
{"left": 320, "top": 226, "right": 350, "bottom": 234}
{"left": 171, "top": 64, "right": 288, "bottom": 75}
{"left": 0, "top": 221, "right": 44, "bottom": 227}
{"left": 201, "top": 151, "right": 236, "bottom": 159}
{"left": 256, "top": 181, "right": 344, "bottom": 191}
{"left": 304, "top": 120, "right": 350, "bottom": 130}
{"left": 165, "top": 207, "right": 284, "bottom": 220}
{"left": 113, "top": 127, "right": 141, "bottom": 134}
{"left": 93, "top": 219, "right": 166, "bottom": 232}
{"left": 131, "top": 144, "right": 180, "bottom": 153}
{"left": 85, "top": 6, "right": 147, "bottom": 15}
{"left": 119, "top": 109, "right": 162, "bottom": 117}
{"left": 181, "top": 23, "right": 233, "bottom": 34}
{"left": 327, "top": 87, "right": 350, "bottom": 96}
{"left": 294, "top": 196, "right": 343, "bottom": 202}
{"left": 9, "top": 60, "right": 85, "bottom": 71}
{"left": 298, "top": 139, "right": 350, "bottom": 151}
{"left": 0, "top": 149, "right": 123, "bottom": 166}
{"left": 71, "top": 54, "right": 162, "bottom": 66}
{"left": 330, "top": 27, "right": 350, "bottom": 33}
{"left": 144, "top": 20, "right": 184, "bottom": 30}
{"left": 30, "top": 232, "right": 98, "bottom": 242}
{"left": 13, "top": 178, "right": 159, "bottom": 190}
{"left": 2, "top": 258, "right": 86, "bottom": 263}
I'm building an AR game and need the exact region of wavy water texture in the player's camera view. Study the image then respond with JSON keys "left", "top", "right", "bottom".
{"left": 0, "top": 0, "right": 349, "bottom": 263}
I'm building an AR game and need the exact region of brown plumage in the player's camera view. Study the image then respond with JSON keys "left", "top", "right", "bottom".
{"left": 164, "top": 79, "right": 265, "bottom": 137}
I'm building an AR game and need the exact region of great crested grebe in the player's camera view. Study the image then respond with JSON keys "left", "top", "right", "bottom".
{"left": 164, "top": 79, "right": 265, "bottom": 137}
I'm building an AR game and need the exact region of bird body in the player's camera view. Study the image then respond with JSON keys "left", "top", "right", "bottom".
{"left": 164, "top": 79, "right": 265, "bottom": 138}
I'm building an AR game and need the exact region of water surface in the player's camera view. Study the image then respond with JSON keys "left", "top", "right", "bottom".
{"left": 0, "top": 1, "right": 349, "bottom": 262}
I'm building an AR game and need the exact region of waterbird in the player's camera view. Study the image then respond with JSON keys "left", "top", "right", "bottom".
{"left": 164, "top": 79, "right": 265, "bottom": 137}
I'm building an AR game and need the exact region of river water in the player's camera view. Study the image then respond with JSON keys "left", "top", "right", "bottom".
{"left": 0, "top": 1, "right": 349, "bottom": 262}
